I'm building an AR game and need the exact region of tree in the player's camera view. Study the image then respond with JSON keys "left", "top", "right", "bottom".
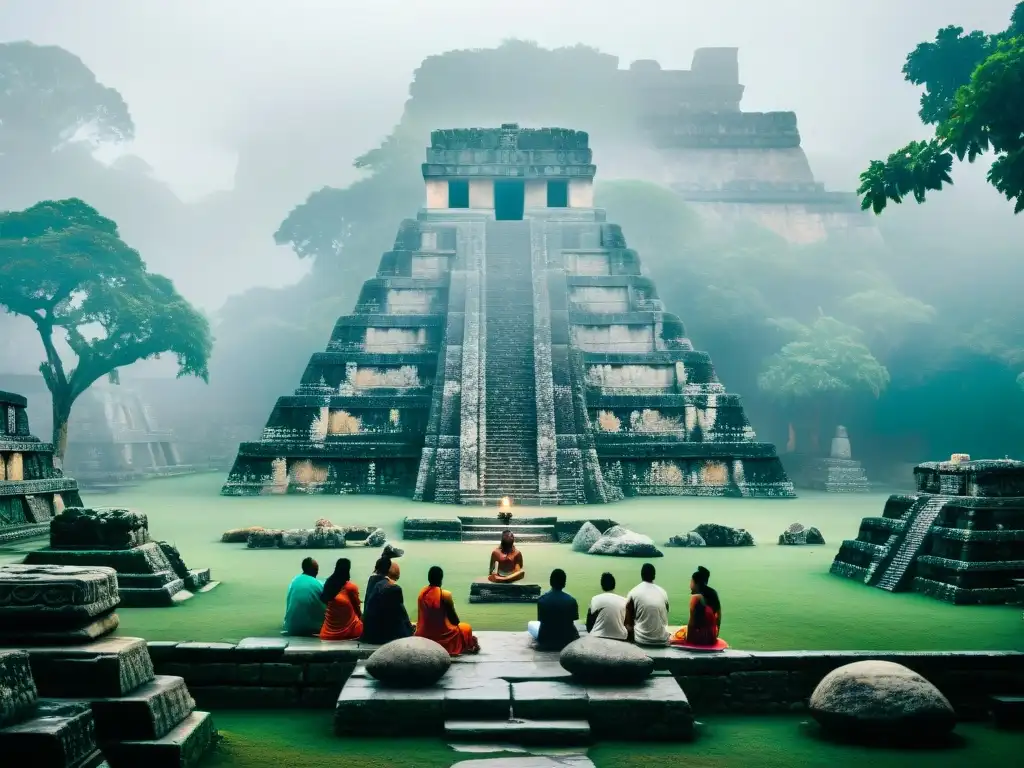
{"left": 758, "top": 315, "right": 890, "bottom": 453}
{"left": 0, "top": 199, "right": 212, "bottom": 466}
{"left": 859, "top": 2, "right": 1024, "bottom": 213}
{"left": 0, "top": 42, "right": 133, "bottom": 158}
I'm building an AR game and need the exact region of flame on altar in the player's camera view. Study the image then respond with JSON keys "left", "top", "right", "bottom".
{"left": 500, "top": 496, "right": 512, "bottom": 508}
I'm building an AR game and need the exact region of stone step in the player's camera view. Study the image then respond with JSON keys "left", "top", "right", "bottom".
{"left": 0, "top": 700, "right": 102, "bottom": 768}
{"left": 85, "top": 675, "right": 195, "bottom": 741}
{"left": 450, "top": 755, "right": 595, "bottom": 768}
{"left": 463, "top": 524, "right": 554, "bottom": 532}
{"left": 990, "top": 695, "right": 1024, "bottom": 729}
{"left": 444, "top": 718, "right": 592, "bottom": 745}
{"left": 100, "top": 710, "right": 215, "bottom": 768}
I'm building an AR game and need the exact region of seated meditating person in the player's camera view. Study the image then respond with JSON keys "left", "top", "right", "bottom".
{"left": 527, "top": 568, "right": 579, "bottom": 650}
{"left": 488, "top": 530, "right": 526, "bottom": 583}
{"left": 361, "top": 561, "right": 415, "bottom": 645}
{"left": 586, "top": 572, "right": 627, "bottom": 641}
{"left": 319, "top": 558, "right": 363, "bottom": 641}
{"left": 282, "top": 557, "right": 325, "bottom": 636}
{"left": 671, "top": 566, "right": 723, "bottom": 646}
{"left": 415, "top": 566, "right": 480, "bottom": 656}
{"left": 625, "top": 563, "right": 670, "bottom": 646}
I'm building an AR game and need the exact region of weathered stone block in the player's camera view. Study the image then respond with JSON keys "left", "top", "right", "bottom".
{"left": 511, "top": 680, "right": 589, "bottom": 720}
{"left": 21, "top": 637, "right": 155, "bottom": 698}
{"left": 0, "top": 565, "right": 119, "bottom": 630}
{"left": 190, "top": 686, "right": 299, "bottom": 709}
{"left": 443, "top": 679, "right": 511, "bottom": 720}
{"left": 50, "top": 507, "right": 149, "bottom": 550}
{"left": 586, "top": 675, "right": 693, "bottom": 741}
{"left": 261, "top": 663, "right": 303, "bottom": 685}
{"left": 0, "top": 650, "right": 37, "bottom": 728}
{"left": 334, "top": 677, "right": 445, "bottom": 735}
{"left": 0, "top": 700, "right": 99, "bottom": 768}
{"left": 87, "top": 675, "right": 195, "bottom": 741}
{"left": 306, "top": 661, "right": 357, "bottom": 685}
{"left": 468, "top": 578, "right": 541, "bottom": 603}
{"left": 100, "top": 710, "right": 215, "bottom": 768}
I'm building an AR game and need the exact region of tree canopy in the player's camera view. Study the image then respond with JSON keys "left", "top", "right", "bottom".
{"left": 0, "top": 41, "right": 133, "bottom": 158}
{"left": 859, "top": 2, "right": 1024, "bottom": 213}
{"left": 0, "top": 198, "right": 211, "bottom": 461}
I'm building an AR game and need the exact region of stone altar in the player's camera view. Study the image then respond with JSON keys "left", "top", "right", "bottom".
{"left": 222, "top": 124, "right": 793, "bottom": 503}
{"left": 469, "top": 578, "right": 542, "bottom": 604}
{"left": 830, "top": 458, "right": 1024, "bottom": 604}
{"left": 24, "top": 508, "right": 216, "bottom": 607}
{"left": 0, "top": 390, "right": 83, "bottom": 543}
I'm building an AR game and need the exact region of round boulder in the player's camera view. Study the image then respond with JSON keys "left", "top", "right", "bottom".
{"left": 809, "top": 660, "right": 956, "bottom": 742}
{"left": 560, "top": 636, "right": 654, "bottom": 684}
{"left": 589, "top": 529, "right": 663, "bottom": 558}
{"left": 778, "top": 523, "right": 825, "bottom": 546}
{"left": 365, "top": 528, "right": 387, "bottom": 547}
{"left": 692, "top": 523, "right": 754, "bottom": 547}
{"left": 365, "top": 636, "right": 452, "bottom": 688}
{"left": 571, "top": 521, "right": 602, "bottom": 553}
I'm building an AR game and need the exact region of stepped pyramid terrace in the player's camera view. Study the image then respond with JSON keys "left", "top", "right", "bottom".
{"left": 222, "top": 124, "right": 794, "bottom": 504}
{"left": 830, "top": 458, "right": 1024, "bottom": 604}
{"left": 0, "top": 390, "right": 82, "bottom": 543}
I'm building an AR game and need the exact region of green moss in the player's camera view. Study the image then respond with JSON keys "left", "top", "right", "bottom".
{"left": 3, "top": 474, "right": 1020, "bottom": 650}
{"left": 206, "top": 712, "right": 1024, "bottom": 767}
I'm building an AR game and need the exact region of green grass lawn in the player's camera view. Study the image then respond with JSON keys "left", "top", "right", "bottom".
{"left": 2, "top": 473, "right": 1021, "bottom": 650}
{"left": 206, "top": 711, "right": 1024, "bottom": 767}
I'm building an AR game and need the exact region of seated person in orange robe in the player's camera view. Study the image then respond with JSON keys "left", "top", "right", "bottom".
{"left": 487, "top": 530, "right": 526, "bottom": 583}
{"left": 671, "top": 566, "right": 722, "bottom": 646}
{"left": 319, "top": 557, "right": 364, "bottom": 641}
{"left": 415, "top": 565, "right": 480, "bottom": 656}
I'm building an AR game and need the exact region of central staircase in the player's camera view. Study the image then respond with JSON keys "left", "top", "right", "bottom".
{"left": 481, "top": 221, "right": 543, "bottom": 505}
{"left": 868, "top": 495, "right": 948, "bottom": 591}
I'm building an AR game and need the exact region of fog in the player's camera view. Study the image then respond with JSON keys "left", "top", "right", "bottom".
{"left": 1, "top": 0, "right": 1022, "bottom": 471}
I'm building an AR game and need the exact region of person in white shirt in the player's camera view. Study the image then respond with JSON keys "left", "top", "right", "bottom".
{"left": 586, "top": 572, "right": 627, "bottom": 641}
{"left": 625, "top": 563, "right": 670, "bottom": 646}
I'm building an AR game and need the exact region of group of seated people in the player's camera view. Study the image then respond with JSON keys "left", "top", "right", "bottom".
{"left": 527, "top": 562, "right": 723, "bottom": 650}
{"left": 283, "top": 554, "right": 480, "bottom": 656}
{"left": 285, "top": 528, "right": 723, "bottom": 656}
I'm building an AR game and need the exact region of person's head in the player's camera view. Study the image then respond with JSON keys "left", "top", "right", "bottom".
{"left": 500, "top": 530, "right": 515, "bottom": 553}
{"left": 374, "top": 556, "right": 392, "bottom": 576}
{"left": 428, "top": 565, "right": 443, "bottom": 587}
{"left": 549, "top": 568, "right": 567, "bottom": 591}
{"left": 640, "top": 563, "right": 656, "bottom": 583}
{"left": 301, "top": 557, "right": 319, "bottom": 577}
{"left": 600, "top": 572, "right": 616, "bottom": 592}
{"left": 331, "top": 558, "right": 351, "bottom": 583}
{"left": 690, "top": 566, "right": 710, "bottom": 594}
{"left": 388, "top": 561, "right": 401, "bottom": 581}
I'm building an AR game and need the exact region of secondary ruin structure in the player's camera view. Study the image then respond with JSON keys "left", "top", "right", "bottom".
{"left": 223, "top": 125, "right": 794, "bottom": 504}
{"left": 830, "top": 458, "right": 1024, "bottom": 604}
{"left": 0, "top": 390, "right": 82, "bottom": 543}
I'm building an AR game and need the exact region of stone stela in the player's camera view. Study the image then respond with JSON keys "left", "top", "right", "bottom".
{"left": 222, "top": 124, "right": 794, "bottom": 503}
{"left": 831, "top": 457, "right": 1024, "bottom": 604}
{"left": 0, "top": 390, "right": 83, "bottom": 544}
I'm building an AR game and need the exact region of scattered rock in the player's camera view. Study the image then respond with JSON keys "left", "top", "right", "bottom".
{"left": 221, "top": 526, "right": 265, "bottom": 544}
{"left": 601, "top": 525, "right": 628, "bottom": 539}
{"left": 778, "top": 523, "right": 825, "bottom": 546}
{"left": 382, "top": 544, "right": 404, "bottom": 559}
{"left": 365, "top": 528, "right": 387, "bottom": 547}
{"left": 314, "top": 518, "right": 334, "bottom": 529}
{"left": 50, "top": 507, "right": 149, "bottom": 550}
{"left": 665, "top": 532, "right": 706, "bottom": 548}
{"left": 692, "top": 523, "right": 754, "bottom": 547}
{"left": 588, "top": 529, "right": 663, "bottom": 558}
{"left": 560, "top": 636, "right": 654, "bottom": 684}
{"left": 282, "top": 527, "right": 347, "bottom": 548}
{"left": 809, "top": 660, "right": 956, "bottom": 742}
{"left": 571, "top": 522, "right": 602, "bottom": 553}
{"left": 364, "top": 636, "right": 451, "bottom": 687}
{"left": 247, "top": 529, "right": 283, "bottom": 549}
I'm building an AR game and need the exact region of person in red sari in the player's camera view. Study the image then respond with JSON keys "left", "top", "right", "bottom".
{"left": 671, "top": 566, "right": 722, "bottom": 646}
{"left": 415, "top": 566, "right": 480, "bottom": 656}
{"left": 319, "top": 558, "right": 363, "bottom": 641}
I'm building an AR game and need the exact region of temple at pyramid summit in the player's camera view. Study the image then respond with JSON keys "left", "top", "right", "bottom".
{"left": 222, "top": 124, "right": 794, "bottom": 503}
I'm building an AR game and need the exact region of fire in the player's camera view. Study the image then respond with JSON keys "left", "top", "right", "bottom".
{"left": 500, "top": 496, "right": 512, "bottom": 508}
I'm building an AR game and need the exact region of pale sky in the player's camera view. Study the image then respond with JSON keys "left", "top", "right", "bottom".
{"left": 2, "top": 0, "right": 1017, "bottom": 199}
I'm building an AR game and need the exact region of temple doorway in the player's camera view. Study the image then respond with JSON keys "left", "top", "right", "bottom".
{"left": 494, "top": 180, "right": 525, "bottom": 220}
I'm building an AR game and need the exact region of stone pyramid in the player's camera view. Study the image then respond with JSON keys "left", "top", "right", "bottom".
{"left": 222, "top": 124, "right": 794, "bottom": 504}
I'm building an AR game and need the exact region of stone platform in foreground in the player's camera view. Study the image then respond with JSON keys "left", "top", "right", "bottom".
{"left": 144, "top": 632, "right": 1024, "bottom": 724}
